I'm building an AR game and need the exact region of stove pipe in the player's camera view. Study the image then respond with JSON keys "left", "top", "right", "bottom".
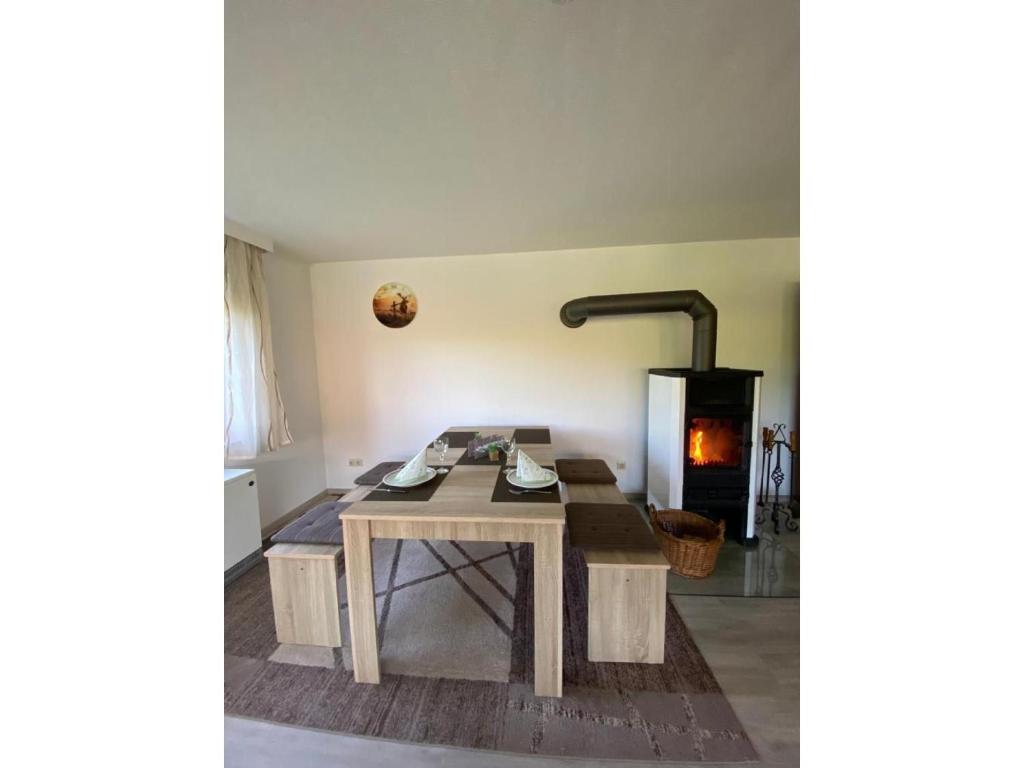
{"left": 559, "top": 290, "right": 718, "bottom": 372}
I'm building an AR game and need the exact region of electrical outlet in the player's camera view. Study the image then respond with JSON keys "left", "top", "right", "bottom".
{"left": 348, "top": 458, "right": 364, "bottom": 467}
{"left": 616, "top": 461, "right": 626, "bottom": 470}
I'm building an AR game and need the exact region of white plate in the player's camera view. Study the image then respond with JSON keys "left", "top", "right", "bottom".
{"left": 382, "top": 467, "right": 437, "bottom": 488}
{"left": 505, "top": 468, "right": 558, "bottom": 489}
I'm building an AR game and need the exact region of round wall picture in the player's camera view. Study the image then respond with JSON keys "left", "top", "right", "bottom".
{"left": 372, "top": 282, "right": 418, "bottom": 328}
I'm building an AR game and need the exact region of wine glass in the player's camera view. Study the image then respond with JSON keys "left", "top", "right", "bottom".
{"left": 433, "top": 436, "right": 449, "bottom": 466}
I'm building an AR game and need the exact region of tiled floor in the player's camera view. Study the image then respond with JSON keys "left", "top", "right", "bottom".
{"left": 667, "top": 526, "right": 799, "bottom": 598}
{"left": 671, "top": 596, "right": 799, "bottom": 766}
{"left": 629, "top": 499, "right": 800, "bottom": 598}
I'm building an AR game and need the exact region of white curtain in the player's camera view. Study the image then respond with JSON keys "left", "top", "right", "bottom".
{"left": 224, "top": 235, "right": 293, "bottom": 459}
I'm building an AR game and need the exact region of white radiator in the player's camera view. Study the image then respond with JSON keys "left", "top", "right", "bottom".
{"left": 224, "top": 468, "right": 261, "bottom": 572}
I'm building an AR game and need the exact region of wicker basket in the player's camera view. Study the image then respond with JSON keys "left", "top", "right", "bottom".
{"left": 647, "top": 504, "right": 726, "bottom": 579}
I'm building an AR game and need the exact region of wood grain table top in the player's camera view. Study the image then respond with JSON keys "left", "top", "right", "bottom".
{"left": 343, "top": 426, "right": 566, "bottom": 526}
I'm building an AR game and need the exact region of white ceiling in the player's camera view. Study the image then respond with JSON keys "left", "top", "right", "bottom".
{"left": 226, "top": 0, "right": 798, "bottom": 262}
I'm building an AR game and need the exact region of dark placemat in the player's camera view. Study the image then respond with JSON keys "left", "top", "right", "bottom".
{"left": 554, "top": 458, "right": 617, "bottom": 484}
{"left": 271, "top": 501, "right": 351, "bottom": 545}
{"left": 353, "top": 461, "right": 405, "bottom": 486}
{"left": 565, "top": 503, "right": 660, "bottom": 551}
{"left": 512, "top": 427, "right": 550, "bottom": 444}
{"left": 430, "top": 431, "right": 476, "bottom": 449}
{"left": 363, "top": 466, "right": 451, "bottom": 502}
{"left": 491, "top": 466, "right": 561, "bottom": 503}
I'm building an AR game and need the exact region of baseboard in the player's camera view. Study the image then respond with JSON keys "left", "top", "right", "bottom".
{"left": 261, "top": 489, "right": 335, "bottom": 541}
{"left": 326, "top": 488, "right": 351, "bottom": 497}
{"left": 225, "top": 548, "right": 262, "bottom": 586}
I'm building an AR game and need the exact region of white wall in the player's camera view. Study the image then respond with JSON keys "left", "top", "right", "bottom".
{"left": 226, "top": 250, "right": 327, "bottom": 528}
{"left": 310, "top": 238, "right": 799, "bottom": 493}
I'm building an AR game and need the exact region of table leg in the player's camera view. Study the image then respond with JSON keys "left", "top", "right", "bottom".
{"left": 342, "top": 518, "right": 380, "bottom": 683}
{"left": 533, "top": 523, "right": 563, "bottom": 697}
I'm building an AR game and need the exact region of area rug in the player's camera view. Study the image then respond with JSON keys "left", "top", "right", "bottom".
{"left": 225, "top": 535, "right": 759, "bottom": 762}
{"left": 338, "top": 538, "right": 521, "bottom": 682}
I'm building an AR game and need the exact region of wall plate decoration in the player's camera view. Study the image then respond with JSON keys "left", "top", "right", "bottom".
{"left": 372, "top": 282, "right": 418, "bottom": 328}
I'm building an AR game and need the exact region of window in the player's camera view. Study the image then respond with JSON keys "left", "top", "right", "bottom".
{"left": 224, "top": 235, "right": 293, "bottom": 459}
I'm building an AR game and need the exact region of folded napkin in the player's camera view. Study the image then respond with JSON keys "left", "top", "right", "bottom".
{"left": 393, "top": 448, "right": 428, "bottom": 483}
{"left": 516, "top": 449, "right": 548, "bottom": 483}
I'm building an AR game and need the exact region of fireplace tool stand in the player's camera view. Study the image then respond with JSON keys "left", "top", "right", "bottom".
{"left": 756, "top": 424, "right": 799, "bottom": 535}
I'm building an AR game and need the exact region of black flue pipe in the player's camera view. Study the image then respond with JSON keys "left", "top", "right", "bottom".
{"left": 559, "top": 290, "right": 718, "bottom": 371}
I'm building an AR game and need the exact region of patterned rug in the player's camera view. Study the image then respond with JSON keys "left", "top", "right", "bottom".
{"left": 225, "top": 534, "right": 758, "bottom": 762}
{"left": 338, "top": 538, "right": 521, "bottom": 682}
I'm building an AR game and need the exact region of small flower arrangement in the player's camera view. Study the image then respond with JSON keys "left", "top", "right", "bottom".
{"left": 467, "top": 433, "right": 507, "bottom": 460}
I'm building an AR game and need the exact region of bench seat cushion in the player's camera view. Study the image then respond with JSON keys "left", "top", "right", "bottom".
{"left": 555, "top": 459, "right": 617, "bottom": 484}
{"left": 271, "top": 501, "right": 351, "bottom": 546}
{"left": 565, "top": 502, "right": 661, "bottom": 552}
{"left": 353, "top": 461, "right": 405, "bottom": 486}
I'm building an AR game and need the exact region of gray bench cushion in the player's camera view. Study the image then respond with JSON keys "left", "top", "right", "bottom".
{"left": 555, "top": 458, "right": 617, "bottom": 484}
{"left": 565, "top": 503, "right": 661, "bottom": 552}
{"left": 270, "top": 501, "right": 351, "bottom": 546}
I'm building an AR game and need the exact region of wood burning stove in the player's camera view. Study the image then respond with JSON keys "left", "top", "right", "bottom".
{"left": 648, "top": 368, "right": 763, "bottom": 544}
{"left": 558, "top": 290, "right": 765, "bottom": 544}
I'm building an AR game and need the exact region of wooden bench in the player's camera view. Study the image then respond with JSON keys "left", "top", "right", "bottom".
{"left": 561, "top": 480, "right": 670, "bottom": 664}
{"left": 263, "top": 485, "right": 372, "bottom": 648}
{"left": 264, "top": 542, "right": 344, "bottom": 646}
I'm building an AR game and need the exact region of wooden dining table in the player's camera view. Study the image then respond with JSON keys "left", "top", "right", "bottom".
{"left": 340, "top": 426, "right": 565, "bottom": 697}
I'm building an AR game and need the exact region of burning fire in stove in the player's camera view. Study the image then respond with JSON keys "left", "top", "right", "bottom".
{"left": 688, "top": 418, "right": 742, "bottom": 467}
